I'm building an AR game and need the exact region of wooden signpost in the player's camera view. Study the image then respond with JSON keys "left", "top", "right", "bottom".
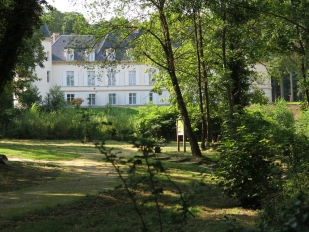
{"left": 176, "top": 118, "right": 186, "bottom": 152}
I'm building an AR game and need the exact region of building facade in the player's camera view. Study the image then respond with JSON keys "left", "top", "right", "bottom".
{"left": 33, "top": 25, "right": 170, "bottom": 107}
{"left": 33, "top": 24, "right": 272, "bottom": 107}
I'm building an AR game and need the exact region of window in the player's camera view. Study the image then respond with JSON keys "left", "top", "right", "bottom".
{"left": 47, "top": 71, "right": 50, "bottom": 83}
{"left": 87, "top": 71, "right": 95, "bottom": 86}
{"left": 126, "top": 48, "right": 133, "bottom": 61}
{"left": 87, "top": 52, "right": 95, "bottom": 61}
{"left": 129, "top": 93, "right": 136, "bottom": 104}
{"left": 46, "top": 51, "right": 49, "bottom": 61}
{"left": 88, "top": 94, "right": 95, "bottom": 105}
{"left": 106, "top": 48, "right": 115, "bottom": 61}
{"left": 129, "top": 71, "right": 136, "bottom": 85}
{"left": 65, "top": 49, "right": 74, "bottom": 61}
{"left": 149, "top": 92, "right": 153, "bottom": 102}
{"left": 66, "top": 71, "right": 74, "bottom": 86}
{"left": 107, "top": 70, "right": 116, "bottom": 86}
{"left": 109, "top": 93, "right": 116, "bottom": 105}
{"left": 67, "top": 94, "right": 74, "bottom": 102}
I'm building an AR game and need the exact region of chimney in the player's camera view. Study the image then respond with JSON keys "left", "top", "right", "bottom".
{"left": 53, "top": 33, "right": 60, "bottom": 43}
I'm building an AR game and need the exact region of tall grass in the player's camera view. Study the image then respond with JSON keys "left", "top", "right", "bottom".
{"left": 0, "top": 105, "right": 138, "bottom": 140}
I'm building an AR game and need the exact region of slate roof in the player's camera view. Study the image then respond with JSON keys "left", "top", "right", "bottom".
{"left": 52, "top": 31, "right": 141, "bottom": 62}
{"left": 40, "top": 23, "right": 51, "bottom": 38}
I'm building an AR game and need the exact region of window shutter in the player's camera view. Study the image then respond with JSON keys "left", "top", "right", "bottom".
{"left": 95, "top": 71, "right": 99, "bottom": 86}
{"left": 125, "top": 71, "right": 129, "bottom": 85}
{"left": 145, "top": 72, "right": 149, "bottom": 85}
{"left": 115, "top": 93, "right": 118, "bottom": 105}
{"left": 136, "top": 71, "right": 140, "bottom": 85}
{"left": 62, "top": 72, "right": 67, "bottom": 86}
{"left": 75, "top": 94, "right": 78, "bottom": 98}
{"left": 153, "top": 93, "right": 158, "bottom": 104}
{"left": 115, "top": 73, "right": 119, "bottom": 86}
{"left": 104, "top": 71, "right": 108, "bottom": 86}
{"left": 74, "top": 71, "right": 78, "bottom": 86}
{"left": 136, "top": 93, "right": 141, "bottom": 104}
{"left": 84, "top": 71, "right": 88, "bottom": 86}
{"left": 125, "top": 93, "right": 129, "bottom": 104}
{"left": 98, "top": 71, "right": 104, "bottom": 86}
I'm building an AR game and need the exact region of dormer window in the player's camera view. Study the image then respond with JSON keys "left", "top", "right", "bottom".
{"left": 85, "top": 50, "right": 95, "bottom": 61}
{"left": 65, "top": 49, "right": 74, "bottom": 61}
{"left": 106, "top": 48, "right": 115, "bottom": 61}
{"left": 126, "top": 48, "right": 133, "bottom": 61}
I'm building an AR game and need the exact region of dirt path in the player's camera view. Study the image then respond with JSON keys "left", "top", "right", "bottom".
{"left": 0, "top": 152, "right": 119, "bottom": 218}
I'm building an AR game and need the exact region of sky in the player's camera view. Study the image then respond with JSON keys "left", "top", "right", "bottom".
{"left": 46, "top": 0, "right": 83, "bottom": 13}
{"left": 46, "top": 0, "right": 117, "bottom": 22}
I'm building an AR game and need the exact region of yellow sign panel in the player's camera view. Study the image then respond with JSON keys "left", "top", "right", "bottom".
{"left": 177, "top": 119, "right": 184, "bottom": 136}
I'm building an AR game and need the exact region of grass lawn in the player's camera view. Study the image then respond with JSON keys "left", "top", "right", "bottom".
{"left": 0, "top": 140, "right": 258, "bottom": 232}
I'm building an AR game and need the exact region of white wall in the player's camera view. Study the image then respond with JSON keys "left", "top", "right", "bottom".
{"left": 253, "top": 63, "right": 272, "bottom": 103}
{"left": 33, "top": 38, "right": 53, "bottom": 99}
{"left": 52, "top": 62, "right": 168, "bottom": 107}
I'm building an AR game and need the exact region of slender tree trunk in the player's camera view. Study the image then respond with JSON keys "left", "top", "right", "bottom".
{"left": 197, "top": 11, "right": 212, "bottom": 144}
{"left": 301, "top": 59, "right": 309, "bottom": 106}
{"left": 280, "top": 79, "right": 284, "bottom": 99}
{"left": 222, "top": 10, "right": 234, "bottom": 116}
{"left": 297, "top": 26, "right": 309, "bottom": 107}
{"left": 193, "top": 11, "right": 207, "bottom": 150}
{"left": 289, "top": 71, "right": 293, "bottom": 102}
{"left": 157, "top": 3, "right": 202, "bottom": 157}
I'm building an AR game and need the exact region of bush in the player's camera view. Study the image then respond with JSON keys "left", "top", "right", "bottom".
{"left": 217, "top": 111, "right": 283, "bottom": 208}
{"left": 42, "top": 85, "right": 66, "bottom": 112}
{"left": 136, "top": 104, "right": 178, "bottom": 141}
{"left": 16, "top": 84, "right": 42, "bottom": 109}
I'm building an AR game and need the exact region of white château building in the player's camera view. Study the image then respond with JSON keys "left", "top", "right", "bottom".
{"left": 32, "top": 24, "right": 272, "bottom": 107}
{"left": 33, "top": 24, "right": 170, "bottom": 107}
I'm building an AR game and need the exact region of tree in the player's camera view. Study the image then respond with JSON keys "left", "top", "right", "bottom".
{"left": 62, "top": 12, "right": 89, "bottom": 35}
{"left": 42, "top": 85, "right": 66, "bottom": 112}
{"left": 0, "top": 0, "right": 48, "bottom": 95}
{"left": 41, "top": 8, "right": 66, "bottom": 35}
{"left": 80, "top": 0, "right": 203, "bottom": 157}
{"left": 42, "top": 9, "right": 90, "bottom": 35}
{"left": 17, "top": 84, "right": 42, "bottom": 109}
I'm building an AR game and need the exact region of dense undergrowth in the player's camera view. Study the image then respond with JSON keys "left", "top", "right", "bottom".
{"left": 1, "top": 100, "right": 309, "bottom": 231}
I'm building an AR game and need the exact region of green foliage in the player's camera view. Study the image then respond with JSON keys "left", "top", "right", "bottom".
{"left": 0, "top": 0, "right": 46, "bottom": 95}
{"left": 281, "top": 192, "right": 309, "bottom": 232}
{"left": 249, "top": 89, "right": 269, "bottom": 105}
{"left": 216, "top": 100, "right": 309, "bottom": 230}
{"left": 42, "top": 85, "right": 66, "bottom": 112}
{"left": 217, "top": 101, "right": 300, "bottom": 208}
{"left": 16, "top": 84, "right": 42, "bottom": 109}
{"left": 296, "top": 110, "right": 309, "bottom": 137}
{"left": 1, "top": 106, "right": 138, "bottom": 140}
{"left": 217, "top": 117, "right": 283, "bottom": 208}
{"left": 136, "top": 104, "right": 178, "bottom": 142}
{"left": 94, "top": 138, "right": 195, "bottom": 231}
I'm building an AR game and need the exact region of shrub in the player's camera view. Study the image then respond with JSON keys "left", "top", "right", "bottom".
{"left": 217, "top": 112, "right": 283, "bottom": 208}
{"left": 42, "top": 85, "right": 66, "bottom": 112}
{"left": 16, "top": 84, "right": 42, "bottom": 109}
{"left": 136, "top": 104, "right": 178, "bottom": 141}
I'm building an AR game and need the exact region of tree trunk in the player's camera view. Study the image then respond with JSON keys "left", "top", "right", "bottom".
{"left": 157, "top": 4, "right": 202, "bottom": 157}
{"left": 197, "top": 11, "right": 212, "bottom": 144}
{"left": 280, "top": 79, "right": 284, "bottom": 99}
{"left": 222, "top": 10, "right": 234, "bottom": 116}
{"left": 0, "top": 154, "right": 9, "bottom": 165}
{"left": 301, "top": 59, "right": 309, "bottom": 106}
{"left": 193, "top": 11, "right": 207, "bottom": 150}
{"left": 289, "top": 71, "right": 294, "bottom": 102}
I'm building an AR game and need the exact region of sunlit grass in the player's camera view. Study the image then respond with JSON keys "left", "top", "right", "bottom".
{"left": 0, "top": 139, "right": 258, "bottom": 232}
{"left": 0, "top": 140, "right": 97, "bottom": 160}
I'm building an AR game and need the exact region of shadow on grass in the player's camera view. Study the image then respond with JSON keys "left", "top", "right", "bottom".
{"left": 0, "top": 161, "right": 62, "bottom": 192}
{"left": 0, "top": 186, "right": 256, "bottom": 232}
